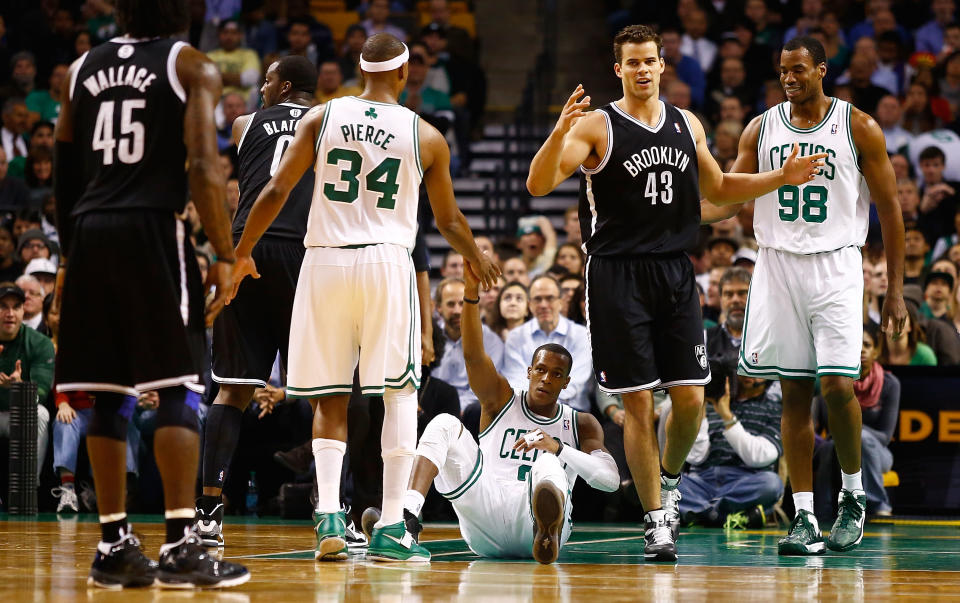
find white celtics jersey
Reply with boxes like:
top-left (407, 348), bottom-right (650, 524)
top-left (755, 98), bottom-right (870, 254)
top-left (478, 389), bottom-right (580, 492)
top-left (308, 96), bottom-right (423, 249)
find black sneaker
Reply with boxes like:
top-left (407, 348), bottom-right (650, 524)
top-left (195, 497), bottom-right (225, 548)
top-left (404, 509), bottom-right (424, 544)
top-left (644, 516), bottom-right (678, 562)
top-left (361, 507), bottom-right (381, 542)
top-left (156, 531), bottom-right (250, 589)
top-left (87, 529), bottom-right (158, 589)
top-left (344, 506), bottom-right (368, 550)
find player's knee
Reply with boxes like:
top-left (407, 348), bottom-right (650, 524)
top-left (88, 392), bottom-right (136, 441)
top-left (670, 395), bottom-right (703, 420)
top-left (154, 387), bottom-right (202, 432)
top-left (424, 413), bottom-right (463, 441)
top-left (214, 384), bottom-right (256, 410)
top-left (383, 383), bottom-right (418, 406)
top-left (819, 375), bottom-right (855, 406)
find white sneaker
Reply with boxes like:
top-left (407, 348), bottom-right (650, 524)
top-left (52, 484), bottom-right (79, 513)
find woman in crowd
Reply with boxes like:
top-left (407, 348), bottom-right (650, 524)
top-left (486, 281), bottom-right (530, 340)
top-left (555, 242), bottom-right (585, 276)
top-left (881, 303), bottom-right (938, 365)
top-left (478, 276), bottom-right (504, 325)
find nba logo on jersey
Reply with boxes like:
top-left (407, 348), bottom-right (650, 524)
top-left (831, 123), bottom-right (838, 134)
top-left (674, 122), bottom-right (682, 134)
top-left (563, 419), bottom-right (571, 431)
top-left (599, 371), bottom-right (607, 383)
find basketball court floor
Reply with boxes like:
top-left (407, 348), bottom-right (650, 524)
top-left (1, 516), bottom-right (958, 600)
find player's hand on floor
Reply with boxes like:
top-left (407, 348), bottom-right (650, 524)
top-left (781, 142), bottom-right (828, 185)
top-left (881, 292), bottom-right (908, 340)
top-left (513, 428), bottom-right (560, 455)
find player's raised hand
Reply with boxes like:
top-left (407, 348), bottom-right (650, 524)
top-left (224, 255), bottom-right (259, 307)
top-left (466, 252), bottom-right (501, 291)
top-left (205, 259), bottom-right (236, 326)
top-left (781, 143), bottom-right (828, 185)
top-left (880, 292), bottom-right (908, 341)
top-left (554, 85), bottom-right (591, 136)
top-left (512, 428), bottom-right (560, 455)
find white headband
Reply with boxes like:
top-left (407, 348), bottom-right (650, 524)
top-left (359, 44), bottom-right (409, 73)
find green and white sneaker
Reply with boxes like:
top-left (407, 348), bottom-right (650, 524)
top-left (826, 489), bottom-right (866, 552)
top-left (778, 509), bottom-right (826, 556)
top-left (367, 518), bottom-right (430, 562)
top-left (313, 510), bottom-right (348, 561)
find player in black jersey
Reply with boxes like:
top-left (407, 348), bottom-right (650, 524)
top-left (53, 0), bottom-right (248, 589)
top-left (195, 55), bottom-right (318, 549)
top-left (527, 24), bottom-right (826, 562)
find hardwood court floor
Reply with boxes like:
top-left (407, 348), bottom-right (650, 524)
top-left (1, 515), bottom-right (959, 601)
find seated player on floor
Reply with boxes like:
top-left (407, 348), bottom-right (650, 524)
top-left (363, 264), bottom-right (618, 564)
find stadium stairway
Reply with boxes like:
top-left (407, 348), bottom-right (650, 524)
top-left (424, 124), bottom-right (579, 275)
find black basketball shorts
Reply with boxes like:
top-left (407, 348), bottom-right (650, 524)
top-left (584, 253), bottom-right (711, 393)
top-left (56, 211), bottom-right (205, 397)
top-left (211, 238), bottom-right (304, 387)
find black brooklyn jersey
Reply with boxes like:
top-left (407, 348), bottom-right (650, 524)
top-left (234, 102), bottom-right (313, 242)
top-left (578, 101), bottom-right (701, 257)
top-left (71, 37), bottom-right (189, 216)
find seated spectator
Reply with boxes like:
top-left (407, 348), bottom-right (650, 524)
top-left (474, 236), bottom-right (499, 264)
top-left (1, 98), bottom-right (29, 165)
top-left (418, 317), bottom-right (461, 434)
top-left (17, 228), bottom-right (54, 267)
top-left (881, 301), bottom-right (937, 365)
top-left (916, 146), bottom-right (960, 241)
top-left (707, 267), bottom-right (750, 357)
top-left (24, 146), bottom-right (52, 205)
top-left (706, 236), bottom-right (739, 270)
top-left (502, 255), bottom-right (530, 287)
top-left (477, 276), bottom-right (504, 325)
top-left (891, 154), bottom-right (913, 180)
top-left (50, 390), bottom-right (139, 513)
top-left (0, 284), bottom-right (54, 480)
top-left (14, 274), bottom-right (46, 333)
top-left (207, 20), bottom-right (262, 107)
top-left (563, 205), bottom-right (581, 247)
top-left (897, 178), bottom-right (922, 228)
top-left (315, 60), bottom-right (361, 104)
top-left (558, 274), bottom-right (583, 317)
top-left (732, 247), bottom-right (757, 273)
top-left (502, 275), bottom-right (592, 412)
top-left (339, 25), bottom-right (367, 86)
top-left (216, 92), bottom-right (247, 152)
top-left (555, 242), bottom-right (585, 277)
top-left (814, 322), bottom-right (899, 516)
top-left (0, 52), bottom-right (37, 107)
top-left (876, 95), bottom-right (913, 155)
top-left (915, 0), bottom-right (955, 54)
top-left (699, 266), bottom-right (726, 324)
top-left (24, 257), bottom-right (56, 296)
top-left (439, 249), bottom-right (463, 279)
top-left (431, 278), bottom-right (504, 411)
top-left (659, 27), bottom-right (705, 109)
top-left (361, 0), bottom-right (407, 42)
top-left (904, 283), bottom-right (960, 364)
top-left (719, 96), bottom-right (747, 128)
top-left (932, 205), bottom-right (960, 259)
top-left (486, 281), bottom-right (530, 340)
top-left (0, 148), bottom-right (31, 211)
top-left (400, 53), bottom-right (453, 135)
top-left (901, 81), bottom-right (943, 135)
top-left (921, 267), bottom-right (955, 320)
top-left (679, 372), bottom-right (783, 528)
top-left (680, 8), bottom-right (717, 74)
top-left (0, 224), bottom-right (21, 282)
top-left (272, 17), bottom-right (328, 68)
top-left (845, 52), bottom-right (889, 114)
top-left (706, 58), bottom-right (752, 121)
top-left (904, 226), bottom-right (931, 285)
top-left (29, 121), bottom-right (54, 153)
top-left (866, 259), bottom-right (888, 324)
top-left (25, 63), bottom-right (67, 125)
top-left (516, 216), bottom-right (557, 278)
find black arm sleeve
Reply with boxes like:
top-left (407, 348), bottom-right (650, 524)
top-left (54, 140), bottom-right (82, 259)
top-left (412, 227), bottom-right (430, 273)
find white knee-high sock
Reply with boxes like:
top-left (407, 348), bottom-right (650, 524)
top-left (312, 438), bottom-right (346, 513)
top-left (380, 386), bottom-right (418, 527)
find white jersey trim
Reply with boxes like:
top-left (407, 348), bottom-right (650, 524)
top-left (236, 112), bottom-right (256, 151)
top-left (582, 174), bottom-right (600, 254)
top-left (175, 217), bottom-right (189, 325)
top-left (167, 41), bottom-right (188, 103)
top-left (610, 100), bottom-right (665, 133)
top-left (580, 109), bottom-right (613, 175)
top-left (69, 51), bottom-right (89, 101)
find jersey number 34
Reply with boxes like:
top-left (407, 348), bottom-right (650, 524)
top-left (323, 147), bottom-right (401, 210)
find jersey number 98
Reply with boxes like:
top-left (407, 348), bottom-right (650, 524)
top-left (778, 184), bottom-right (827, 223)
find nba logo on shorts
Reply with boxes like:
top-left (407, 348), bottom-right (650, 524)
top-left (563, 419), bottom-right (571, 431)
top-left (752, 352), bottom-right (759, 365)
top-left (599, 371), bottom-right (607, 383)
top-left (695, 345), bottom-right (707, 369)
top-left (831, 124), bottom-right (838, 134)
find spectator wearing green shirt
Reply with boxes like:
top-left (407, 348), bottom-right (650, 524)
top-left (882, 302), bottom-right (938, 366)
top-left (399, 53), bottom-right (453, 135)
top-left (207, 20), bottom-right (261, 105)
top-left (0, 283), bottom-right (55, 478)
top-left (25, 64), bottom-right (67, 126)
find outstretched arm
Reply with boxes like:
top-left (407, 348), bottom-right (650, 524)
top-left (420, 119), bottom-right (500, 289)
top-left (462, 266), bottom-right (513, 415)
top-left (527, 85), bottom-right (601, 196)
top-left (699, 115), bottom-right (764, 223)
top-left (852, 107), bottom-right (907, 338)
top-left (689, 110), bottom-right (825, 205)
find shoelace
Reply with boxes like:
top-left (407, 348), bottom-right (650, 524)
top-left (724, 512), bottom-right (748, 530)
top-left (50, 486), bottom-right (75, 498)
top-left (835, 493), bottom-right (864, 530)
top-left (662, 488), bottom-right (682, 518)
top-left (789, 513), bottom-right (815, 540)
top-left (647, 524), bottom-right (673, 545)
